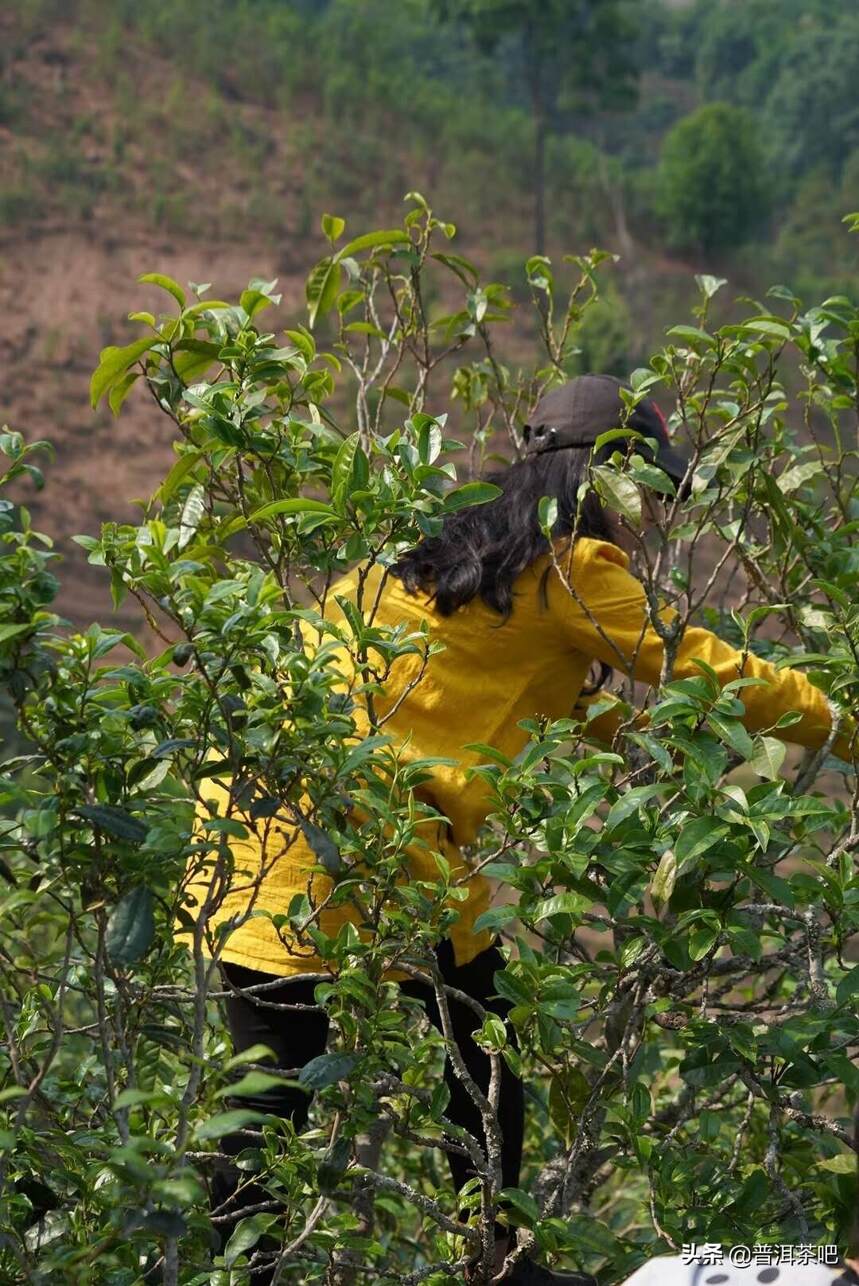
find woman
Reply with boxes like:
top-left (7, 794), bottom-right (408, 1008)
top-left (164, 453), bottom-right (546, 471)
top-left (187, 375), bottom-right (854, 1284)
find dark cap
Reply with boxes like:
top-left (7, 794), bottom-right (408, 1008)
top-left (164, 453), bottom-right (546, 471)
top-left (523, 374), bottom-right (690, 491)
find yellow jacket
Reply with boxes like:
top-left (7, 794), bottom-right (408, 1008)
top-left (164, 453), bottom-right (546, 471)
top-left (180, 537), bottom-right (854, 980)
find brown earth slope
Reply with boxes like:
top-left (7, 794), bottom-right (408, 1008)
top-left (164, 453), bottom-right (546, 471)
top-left (0, 11), bottom-right (321, 630)
top-left (0, 7), bottom-right (701, 634)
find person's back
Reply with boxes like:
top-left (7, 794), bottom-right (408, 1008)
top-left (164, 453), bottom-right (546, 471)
top-left (180, 535), bottom-right (618, 976)
top-left (182, 377), bottom-right (855, 982)
top-left (313, 527), bottom-right (853, 856)
top-left (181, 375), bottom-right (856, 1286)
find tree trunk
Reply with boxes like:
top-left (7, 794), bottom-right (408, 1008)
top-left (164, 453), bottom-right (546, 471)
top-left (330, 1120), bottom-right (390, 1286)
top-left (534, 108), bottom-right (546, 256)
top-left (527, 21), bottom-right (546, 258)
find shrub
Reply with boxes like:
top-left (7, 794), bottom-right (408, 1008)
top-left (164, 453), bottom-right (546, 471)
top-left (569, 284), bottom-right (632, 377)
top-left (657, 102), bottom-right (770, 255)
top-left (0, 199), bottom-right (856, 1284)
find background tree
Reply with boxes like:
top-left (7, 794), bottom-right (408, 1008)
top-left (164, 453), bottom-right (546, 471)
top-left (764, 15), bottom-right (859, 188)
top-left (10, 2), bottom-right (859, 625)
top-left (431, 0), bottom-right (641, 255)
top-left (656, 102), bottom-right (770, 256)
top-left (691, 0), bottom-right (815, 105)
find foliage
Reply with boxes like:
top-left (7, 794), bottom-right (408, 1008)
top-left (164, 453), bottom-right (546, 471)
top-left (771, 168), bottom-right (859, 301)
top-left (432, 0), bottom-right (640, 114)
top-left (432, 0), bottom-right (641, 252)
top-left (0, 196), bottom-right (857, 1283)
top-left (568, 285), bottom-right (632, 378)
top-left (763, 15), bottom-right (859, 188)
top-left (656, 103), bottom-right (770, 254)
top-left (690, 0), bottom-right (817, 106)
top-left (7, 0), bottom-right (859, 329)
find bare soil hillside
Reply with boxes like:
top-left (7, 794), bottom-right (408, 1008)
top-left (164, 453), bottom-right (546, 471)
top-left (0, 7), bottom-right (698, 636)
top-left (0, 11), bottom-right (319, 632)
top-left (1, 223), bottom-right (309, 632)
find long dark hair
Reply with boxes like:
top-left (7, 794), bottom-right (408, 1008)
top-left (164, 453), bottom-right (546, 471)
top-left (391, 443), bottom-right (619, 688)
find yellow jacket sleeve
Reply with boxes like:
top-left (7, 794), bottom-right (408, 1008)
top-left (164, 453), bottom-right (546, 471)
top-left (550, 539), bottom-right (855, 764)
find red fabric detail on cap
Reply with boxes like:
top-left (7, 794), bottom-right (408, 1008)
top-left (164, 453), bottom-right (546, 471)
top-left (650, 400), bottom-right (669, 435)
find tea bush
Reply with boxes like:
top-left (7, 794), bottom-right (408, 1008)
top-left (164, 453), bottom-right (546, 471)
top-left (0, 196), bottom-right (856, 1284)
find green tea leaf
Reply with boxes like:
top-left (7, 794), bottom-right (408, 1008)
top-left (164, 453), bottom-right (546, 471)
top-left (498, 1187), bottom-right (540, 1228)
top-left (216, 1071), bottom-right (293, 1099)
top-left (548, 1066), bottom-right (591, 1145)
top-left (137, 272), bottom-right (186, 307)
top-left (300, 821), bottom-right (342, 875)
top-left (178, 484), bottom-right (205, 550)
top-left (298, 1053), bottom-right (358, 1090)
top-left (194, 1110), bottom-right (270, 1141)
top-left (442, 481), bottom-right (502, 513)
top-left (321, 212), bottom-right (346, 243)
top-left (650, 850), bottom-right (677, 905)
top-left (331, 433), bottom-right (359, 512)
top-left (105, 887), bottom-right (155, 965)
top-left (90, 338), bottom-right (156, 409)
top-left (224, 1214), bottom-right (277, 1268)
top-left (749, 737), bottom-right (786, 780)
top-left (836, 965), bottom-right (859, 1006)
top-left (76, 805), bottom-right (148, 843)
top-left (592, 465), bottom-right (641, 524)
top-left (0, 623), bottom-right (32, 644)
top-left (249, 498), bottom-right (336, 522)
top-left (675, 818), bottom-right (730, 867)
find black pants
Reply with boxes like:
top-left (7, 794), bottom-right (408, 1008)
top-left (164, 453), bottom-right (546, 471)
top-left (211, 938), bottom-right (524, 1274)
